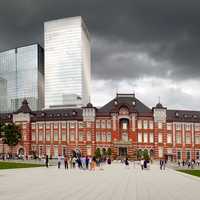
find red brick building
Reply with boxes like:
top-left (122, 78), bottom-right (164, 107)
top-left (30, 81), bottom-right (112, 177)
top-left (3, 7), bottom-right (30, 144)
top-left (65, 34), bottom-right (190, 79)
top-left (1, 93), bottom-right (200, 161)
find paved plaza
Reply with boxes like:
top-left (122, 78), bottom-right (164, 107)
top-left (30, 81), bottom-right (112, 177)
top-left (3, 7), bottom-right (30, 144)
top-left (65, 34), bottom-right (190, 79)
top-left (0, 163), bottom-right (200, 200)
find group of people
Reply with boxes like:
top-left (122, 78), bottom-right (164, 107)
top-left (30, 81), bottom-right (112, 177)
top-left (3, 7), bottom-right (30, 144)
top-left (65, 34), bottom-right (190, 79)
top-left (159, 159), bottom-right (167, 170)
top-left (140, 159), bottom-right (149, 170)
top-left (120, 157), bottom-right (130, 167)
top-left (121, 157), bottom-right (150, 170)
top-left (45, 154), bottom-right (112, 170)
top-left (177, 159), bottom-right (200, 168)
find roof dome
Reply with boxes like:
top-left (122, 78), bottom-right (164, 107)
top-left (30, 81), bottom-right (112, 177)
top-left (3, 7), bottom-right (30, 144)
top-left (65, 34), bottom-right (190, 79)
top-left (155, 102), bottom-right (164, 109)
top-left (86, 102), bottom-right (93, 108)
top-left (22, 98), bottom-right (28, 105)
top-left (16, 98), bottom-right (32, 114)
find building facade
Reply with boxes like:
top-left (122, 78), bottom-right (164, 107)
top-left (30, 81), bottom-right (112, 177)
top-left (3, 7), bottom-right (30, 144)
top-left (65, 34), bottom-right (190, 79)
top-left (44, 16), bottom-right (91, 108)
top-left (0, 44), bottom-right (44, 112)
top-left (1, 93), bottom-right (200, 161)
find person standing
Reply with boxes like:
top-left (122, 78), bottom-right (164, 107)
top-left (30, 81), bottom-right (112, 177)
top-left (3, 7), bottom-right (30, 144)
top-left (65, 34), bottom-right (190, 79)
top-left (140, 158), bottom-right (144, 170)
top-left (91, 156), bottom-right (97, 170)
top-left (163, 159), bottom-right (166, 170)
top-left (125, 157), bottom-right (129, 168)
top-left (69, 156), bottom-right (73, 169)
top-left (160, 159), bottom-right (163, 170)
top-left (107, 157), bottom-right (111, 165)
top-left (81, 156), bottom-right (86, 169)
top-left (85, 156), bottom-right (89, 170)
top-left (58, 155), bottom-right (62, 169)
top-left (64, 155), bottom-right (68, 170)
top-left (72, 156), bottom-right (76, 168)
top-left (45, 155), bottom-right (49, 168)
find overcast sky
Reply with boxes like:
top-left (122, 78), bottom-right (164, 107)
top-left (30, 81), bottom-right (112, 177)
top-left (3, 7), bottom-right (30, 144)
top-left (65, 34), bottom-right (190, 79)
top-left (0, 0), bottom-right (200, 110)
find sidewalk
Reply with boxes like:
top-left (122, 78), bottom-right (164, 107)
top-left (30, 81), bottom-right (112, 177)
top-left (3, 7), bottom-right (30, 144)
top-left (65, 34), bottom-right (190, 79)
top-left (0, 163), bottom-right (199, 200)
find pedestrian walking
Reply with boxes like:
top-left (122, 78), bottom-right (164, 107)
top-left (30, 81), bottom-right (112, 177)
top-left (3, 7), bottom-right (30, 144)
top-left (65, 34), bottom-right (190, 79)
top-left (187, 161), bottom-right (191, 168)
top-left (72, 156), bottom-right (76, 168)
top-left (160, 159), bottom-right (163, 170)
top-left (85, 156), bottom-right (89, 170)
top-left (77, 157), bottom-right (82, 169)
top-left (163, 159), bottom-right (166, 170)
top-left (81, 156), bottom-right (86, 169)
top-left (144, 160), bottom-right (147, 169)
top-left (125, 157), bottom-right (129, 168)
top-left (45, 155), bottom-right (49, 168)
top-left (107, 157), bottom-right (111, 165)
top-left (58, 155), bottom-right (62, 169)
top-left (69, 156), bottom-right (73, 169)
top-left (91, 156), bottom-right (97, 170)
top-left (64, 155), bottom-right (68, 170)
top-left (140, 159), bottom-right (144, 170)
top-left (182, 160), bottom-right (185, 167)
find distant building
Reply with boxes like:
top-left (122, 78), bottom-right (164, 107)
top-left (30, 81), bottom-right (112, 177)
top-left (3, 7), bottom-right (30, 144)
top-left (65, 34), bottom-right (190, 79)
top-left (0, 44), bottom-right (44, 112)
top-left (44, 16), bottom-right (91, 108)
top-left (0, 78), bottom-right (7, 113)
top-left (1, 93), bottom-right (200, 162)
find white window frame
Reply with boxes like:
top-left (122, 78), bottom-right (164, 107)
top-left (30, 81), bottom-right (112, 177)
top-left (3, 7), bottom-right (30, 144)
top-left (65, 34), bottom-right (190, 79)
top-left (158, 133), bottom-right (163, 143)
top-left (138, 132), bottom-right (142, 143)
top-left (143, 132), bottom-right (148, 143)
top-left (149, 132), bottom-right (154, 143)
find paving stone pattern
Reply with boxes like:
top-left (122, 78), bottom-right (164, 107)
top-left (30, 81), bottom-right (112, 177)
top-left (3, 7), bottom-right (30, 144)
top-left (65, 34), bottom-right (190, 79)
top-left (0, 163), bottom-right (199, 200)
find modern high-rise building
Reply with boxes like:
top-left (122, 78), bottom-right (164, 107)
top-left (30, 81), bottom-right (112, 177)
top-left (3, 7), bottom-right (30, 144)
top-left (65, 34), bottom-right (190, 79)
top-left (44, 16), bottom-right (91, 108)
top-left (0, 44), bottom-right (44, 113)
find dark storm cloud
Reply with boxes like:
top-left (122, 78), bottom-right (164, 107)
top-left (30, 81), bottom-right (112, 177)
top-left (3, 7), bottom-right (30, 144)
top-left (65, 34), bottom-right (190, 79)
top-left (0, 0), bottom-right (200, 81)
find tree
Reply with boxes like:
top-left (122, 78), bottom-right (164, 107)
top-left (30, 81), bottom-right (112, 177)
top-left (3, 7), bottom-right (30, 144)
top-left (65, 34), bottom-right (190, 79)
top-left (137, 149), bottom-right (143, 159)
top-left (102, 148), bottom-right (107, 156)
top-left (0, 122), bottom-right (5, 138)
top-left (143, 149), bottom-right (150, 161)
top-left (2, 123), bottom-right (22, 156)
top-left (94, 148), bottom-right (101, 158)
top-left (107, 148), bottom-right (112, 157)
top-left (0, 122), bottom-right (6, 159)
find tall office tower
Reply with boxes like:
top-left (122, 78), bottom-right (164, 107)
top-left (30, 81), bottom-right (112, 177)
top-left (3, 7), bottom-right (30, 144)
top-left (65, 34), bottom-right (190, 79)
top-left (44, 16), bottom-right (91, 108)
top-left (0, 44), bottom-right (44, 113)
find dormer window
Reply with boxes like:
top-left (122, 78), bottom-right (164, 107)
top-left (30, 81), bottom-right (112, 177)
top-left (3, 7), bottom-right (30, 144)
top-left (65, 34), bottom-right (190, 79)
top-left (114, 100), bottom-right (118, 105)
top-left (132, 101), bottom-right (136, 106)
top-left (72, 111), bottom-right (76, 116)
top-left (193, 115), bottom-right (198, 119)
top-left (184, 114), bottom-right (188, 118)
top-left (175, 112), bottom-right (179, 117)
top-left (41, 112), bottom-right (45, 117)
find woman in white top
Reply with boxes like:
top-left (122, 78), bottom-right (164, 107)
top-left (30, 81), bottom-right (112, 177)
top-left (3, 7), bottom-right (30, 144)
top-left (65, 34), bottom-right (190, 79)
top-left (140, 159), bottom-right (144, 170)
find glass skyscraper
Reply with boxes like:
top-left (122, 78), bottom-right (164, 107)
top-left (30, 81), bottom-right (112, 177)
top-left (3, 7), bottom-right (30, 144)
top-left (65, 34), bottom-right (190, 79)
top-left (44, 16), bottom-right (91, 108)
top-left (0, 44), bottom-right (44, 113)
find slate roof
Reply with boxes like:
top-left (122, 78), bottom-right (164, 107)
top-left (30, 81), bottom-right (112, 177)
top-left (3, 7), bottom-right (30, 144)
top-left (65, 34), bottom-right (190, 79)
top-left (167, 109), bottom-right (200, 122)
top-left (0, 113), bottom-right (12, 123)
top-left (1, 95), bottom-right (200, 123)
top-left (97, 94), bottom-right (152, 117)
top-left (154, 102), bottom-right (165, 109)
top-left (31, 108), bottom-right (83, 122)
top-left (15, 99), bottom-right (33, 114)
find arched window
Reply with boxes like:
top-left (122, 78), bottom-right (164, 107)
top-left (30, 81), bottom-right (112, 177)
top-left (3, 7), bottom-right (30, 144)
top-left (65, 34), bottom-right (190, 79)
top-left (120, 118), bottom-right (129, 130)
top-left (119, 107), bottom-right (129, 115)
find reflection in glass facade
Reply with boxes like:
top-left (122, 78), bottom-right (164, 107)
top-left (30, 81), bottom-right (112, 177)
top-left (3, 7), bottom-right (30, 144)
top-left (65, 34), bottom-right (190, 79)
top-left (0, 44), bottom-right (44, 113)
top-left (44, 16), bottom-right (91, 108)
